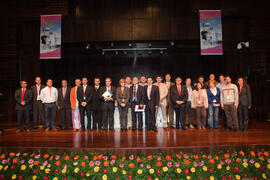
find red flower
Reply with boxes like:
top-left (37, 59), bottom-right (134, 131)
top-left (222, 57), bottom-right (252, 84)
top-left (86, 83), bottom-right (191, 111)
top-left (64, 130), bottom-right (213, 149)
top-left (13, 158), bottom-right (18, 164)
top-left (209, 159), bottom-right (215, 164)
top-left (0, 154), bottom-right (5, 159)
top-left (157, 161), bottom-right (162, 167)
top-left (236, 158), bottom-right (241, 162)
top-left (81, 162), bottom-right (86, 167)
top-left (165, 155), bottom-right (171, 161)
top-left (93, 156), bottom-right (98, 161)
top-left (147, 155), bottom-right (153, 160)
top-left (128, 174), bottom-right (133, 179)
top-left (227, 174), bottom-right (232, 179)
top-left (259, 156), bottom-right (265, 161)
top-left (64, 155), bottom-right (70, 161)
top-left (104, 161), bottom-right (109, 166)
top-left (34, 161), bottom-right (39, 165)
top-left (156, 169), bottom-right (161, 174)
top-left (97, 155), bottom-right (103, 159)
top-left (243, 174), bottom-right (248, 178)
top-left (121, 156), bottom-right (126, 161)
top-left (264, 151), bottom-right (269, 157)
top-left (43, 177), bottom-right (50, 180)
top-left (111, 155), bottom-right (117, 159)
top-left (49, 156), bottom-right (53, 160)
top-left (176, 154), bottom-right (182, 159)
top-left (9, 152), bottom-right (15, 157)
top-left (103, 168), bottom-right (108, 174)
top-left (74, 155), bottom-right (79, 160)
top-left (0, 174), bottom-right (4, 179)
top-left (55, 169), bottom-right (59, 173)
top-left (224, 153), bottom-right (230, 159)
top-left (209, 168), bottom-right (214, 173)
top-left (80, 172), bottom-right (85, 177)
top-left (260, 166), bottom-right (265, 171)
top-left (63, 178), bottom-right (68, 180)
top-left (184, 159), bottom-right (189, 165)
top-left (221, 177), bottom-right (225, 180)
top-left (239, 151), bottom-right (245, 156)
top-left (250, 151), bottom-right (256, 157)
top-left (184, 168), bottom-right (189, 174)
top-left (193, 155), bottom-right (198, 159)
top-left (33, 169), bottom-right (38, 174)
top-left (18, 176), bottom-right (23, 180)
top-left (202, 178), bottom-right (208, 180)
top-left (234, 166), bottom-right (240, 172)
top-left (10, 165), bottom-right (15, 170)
top-left (136, 157), bottom-right (141, 162)
top-left (215, 156), bottom-right (219, 160)
top-left (253, 176), bottom-right (258, 180)
top-left (55, 160), bottom-right (60, 166)
top-left (202, 155), bottom-right (207, 159)
top-left (128, 163), bottom-right (134, 169)
top-left (43, 154), bottom-right (49, 159)
top-left (147, 178), bottom-right (153, 180)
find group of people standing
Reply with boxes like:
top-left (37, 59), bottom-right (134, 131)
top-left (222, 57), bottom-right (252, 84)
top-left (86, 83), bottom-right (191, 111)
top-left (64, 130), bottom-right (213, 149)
top-left (14, 73), bottom-right (251, 132)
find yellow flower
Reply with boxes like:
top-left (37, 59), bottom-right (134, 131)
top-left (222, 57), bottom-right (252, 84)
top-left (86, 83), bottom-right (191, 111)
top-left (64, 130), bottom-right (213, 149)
top-left (4, 165), bottom-right (8, 171)
top-left (62, 168), bottom-right (66, 174)
top-left (86, 173), bottom-right (90, 177)
top-left (243, 162), bottom-right (248, 168)
top-left (74, 167), bottom-right (79, 173)
top-left (203, 166), bottom-right (207, 171)
top-left (94, 166), bottom-right (99, 172)
top-left (191, 167), bottom-right (196, 173)
top-left (32, 175), bottom-right (37, 180)
top-left (226, 166), bottom-right (230, 171)
top-left (163, 166), bottom-right (168, 172)
top-left (45, 168), bottom-right (50, 174)
top-left (53, 177), bottom-right (58, 180)
top-left (21, 165), bottom-right (26, 171)
top-left (267, 164), bottom-right (270, 170)
top-left (112, 167), bottom-right (117, 173)
top-left (187, 176), bottom-right (191, 180)
top-left (102, 174), bottom-right (107, 180)
top-left (40, 165), bottom-right (45, 170)
top-left (11, 174), bottom-right (16, 179)
top-left (0, 165), bottom-right (3, 170)
top-left (176, 168), bottom-right (181, 174)
top-left (255, 163), bottom-right (260, 168)
top-left (235, 175), bottom-right (241, 180)
top-left (122, 170), bottom-right (126, 175)
top-left (217, 164), bottom-right (222, 169)
top-left (155, 178), bottom-right (159, 180)
top-left (149, 168), bottom-right (154, 174)
top-left (210, 176), bottom-right (215, 180)
top-left (262, 173), bottom-right (267, 179)
top-left (137, 169), bottom-right (142, 174)
top-left (29, 164), bottom-right (34, 168)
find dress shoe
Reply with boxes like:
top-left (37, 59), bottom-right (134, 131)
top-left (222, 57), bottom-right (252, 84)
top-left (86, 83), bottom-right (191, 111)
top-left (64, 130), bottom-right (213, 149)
top-left (26, 129), bottom-right (31, 132)
top-left (189, 124), bottom-right (194, 129)
top-left (182, 127), bottom-right (187, 130)
top-left (44, 128), bottom-right (49, 132)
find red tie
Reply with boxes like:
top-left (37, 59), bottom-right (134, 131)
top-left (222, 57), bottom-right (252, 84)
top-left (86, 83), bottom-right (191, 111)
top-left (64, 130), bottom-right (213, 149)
top-left (21, 88), bottom-right (25, 102)
top-left (177, 85), bottom-right (181, 95)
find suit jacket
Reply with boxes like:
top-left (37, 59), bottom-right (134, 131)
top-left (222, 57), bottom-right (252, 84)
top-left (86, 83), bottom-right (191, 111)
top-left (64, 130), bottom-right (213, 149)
top-left (238, 85), bottom-right (252, 106)
top-left (77, 85), bottom-right (94, 107)
top-left (31, 84), bottom-right (45, 103)
top-left (116, 87), bottom-right (130, 107)
top-left (153, 82), bottom-right (168, 106)
top-left (91, 85), bottom-right (102, 110)
top-left (144, 85), bottom-right (160, 108)
top-left (57, 87), bottom-right (71, 109)
top-left (130, 84), bottom-right (145, 105)
top-left (165, 82), bottom-right (175, 105)
top-left (99, 86), bottom-right (116, 104)
top-left (170, 84), bottom-right (188, 108)
top-left (15, 88), bottom-right (33, 110)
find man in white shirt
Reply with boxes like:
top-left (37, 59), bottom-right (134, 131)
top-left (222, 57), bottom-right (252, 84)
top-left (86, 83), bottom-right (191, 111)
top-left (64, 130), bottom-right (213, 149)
top-left (40, 79), bottom-right (58, 131)
top-left (165, 74), bottom-right (175, 128)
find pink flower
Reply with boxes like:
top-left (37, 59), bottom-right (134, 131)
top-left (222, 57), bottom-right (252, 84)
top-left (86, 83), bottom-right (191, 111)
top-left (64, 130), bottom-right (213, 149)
top-left (146, 164), bottom-right (151, 169)
top-left (34, 154), bottom-right (40, 159)
top-left (167, 162), bottom-right (172, 167)
top-left (157, 156), bottom-right (161, 161)
top-left (2, 160), bottom-right (6, 164)
top-left (219, 160), bottom-right (224, 166)
top-left (193, 161), bottom-right (198, 167)
top-left (43, 161), bottom-right (48, 166)
top-left (175, 162), bottom-right (180, 167)
top-left (103, 156), bottom-right (108, 161)
top-left (110, 160), bottom-right (115, 165)
top-left (73, 162), bottom-right (78, 166)
top-left (140, 163), bottom-right (144, 167)
top-left (95, 161), bottom-right (100, 166)
top-left (47, 164), bottom-right (51, 168)
top-left (20, 160), bottom-right (25, 164)
top-left (119, 163), bottom-right (124, 168)
top-left (129, 155), bottom-right (134, 160)
top-left (55, 155), bottom-right (60, 160)
top-left (258, 152), bottom-right (263, 156)
top-left (64, 164), bottom-right (67, 169)
top-left (28, 159), bottom-right (34, 164)
top-left (84, 156), bottom-right (88, 160)
top-left (249, 159), bottom-right (255, 163)
top-left (268, 159), bottom-right (270, 164)
top-left (16, 153), bottom-right (20, 157)
top-left (199, 161), bottom-right (204, 167)
top-left (89, 161), bottom-right (94, 167)
top-left (208, 155), bottom-right (212, 159)
top-left (243, 159), bottom-right (248, 163)
top-left (183, 154), bottom-right (189, 159)
top-left (225, 159), bottom-right (231, 164)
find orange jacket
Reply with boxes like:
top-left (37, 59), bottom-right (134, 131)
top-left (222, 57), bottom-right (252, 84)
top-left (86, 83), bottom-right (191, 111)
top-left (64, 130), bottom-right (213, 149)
top-left (70, 86), bottom-right (77, 110)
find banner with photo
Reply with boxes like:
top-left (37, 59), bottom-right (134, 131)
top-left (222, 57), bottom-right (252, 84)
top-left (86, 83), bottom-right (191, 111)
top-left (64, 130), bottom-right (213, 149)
top-left (40, 14), bottom-right (61, 59)
top-left (199, 10), bottom-right (223, 55)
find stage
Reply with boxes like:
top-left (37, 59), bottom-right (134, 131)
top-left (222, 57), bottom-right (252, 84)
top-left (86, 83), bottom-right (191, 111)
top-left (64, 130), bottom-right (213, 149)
top-left (0, 120), bottom-right (270, 154)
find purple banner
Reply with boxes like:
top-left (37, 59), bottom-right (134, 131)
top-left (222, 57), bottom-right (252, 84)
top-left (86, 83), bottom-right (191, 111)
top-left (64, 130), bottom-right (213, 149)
top-left (199, 10), bottom-right (223, 55)
top-left (40, 15), bottom-right (61, 59)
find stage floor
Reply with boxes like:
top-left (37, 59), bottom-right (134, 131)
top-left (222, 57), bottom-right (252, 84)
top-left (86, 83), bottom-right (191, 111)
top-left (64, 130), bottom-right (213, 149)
top-left (1, 120), bottom-right (270, 154)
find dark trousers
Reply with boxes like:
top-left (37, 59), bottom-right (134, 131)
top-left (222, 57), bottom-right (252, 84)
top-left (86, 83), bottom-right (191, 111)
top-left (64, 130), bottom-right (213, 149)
top-left (196, 107), bottom-right (207, 128)
top-left (185, 101), bottom-right (194, 125)
top-left (33, 100), bottom-right (44, 128)
top-left (224, 104), bottom-right (239, 130)
top-left (17, 109), bottom-right (30, 130)
top-left (93, 109), bottom-right (102, 129)
top-left (175, 105), bottom-right (185, 128)
top-left (44, 103), bottom-right (57, 129)
top-left (79, 106), bottom-right (92, 130)
top-left (238, 105), bottom-right (249, 130)
top-left (131, 103), bottom-right (143, 129)
top-left (220, 108), bottom-right (227, 128)
top-left (118, 105), bottom-right (129, 129)
top-left (166, 103), bottom-right (174, 127)
top-left (102, 102), bottom-right (115, 130)
top-left (60, 107), bottom-right (72, 129)
top-left (145, 105), bottom-right (156, 130)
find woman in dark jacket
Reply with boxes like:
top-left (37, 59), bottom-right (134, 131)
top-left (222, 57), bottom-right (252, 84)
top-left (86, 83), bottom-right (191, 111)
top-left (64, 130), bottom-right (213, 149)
top-left (237, 77), bottom-right (252, 131)
top-left (116, 78), bottom-right (130, 131)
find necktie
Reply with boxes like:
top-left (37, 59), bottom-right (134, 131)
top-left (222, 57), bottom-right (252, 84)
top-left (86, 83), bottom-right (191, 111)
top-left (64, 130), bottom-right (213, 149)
top-left (21, 88), bottom-right (25, 102)
top-left (63, 87), bottom-right (66, 98)
top-left (133, 85), bottom-right (136, 100)
top-left (148, 86), bottom-right (151, 99)
top-left (177, 85), bottom-right (181, 95)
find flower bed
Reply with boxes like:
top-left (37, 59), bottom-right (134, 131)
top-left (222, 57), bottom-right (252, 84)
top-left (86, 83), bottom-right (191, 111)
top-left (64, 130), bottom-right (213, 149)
top-left (0, 150), bottom-right (269, 180)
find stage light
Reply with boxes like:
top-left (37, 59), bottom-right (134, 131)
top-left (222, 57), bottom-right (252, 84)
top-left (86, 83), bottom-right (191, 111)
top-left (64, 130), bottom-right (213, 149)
top-left (148, 50), bottom-right (152, 55)
top-left (128, 43), bottom-right (132, 48)
top-left (115, 51), bottom-right (118, 55)
top-left (111, 42), bottom-right (114, 47)
top-left (170, 41), bottom-right (175, 46)
top-left (85, 43), bottom-right (90, 50)
top-left (101, 51), bottom-right (105, 55)
top-left (148, 43), bottom-right (152, 48)
top-left (124, 51), bottom-right (128, 55)
top-left (160, 50), bottom-right (164, 54)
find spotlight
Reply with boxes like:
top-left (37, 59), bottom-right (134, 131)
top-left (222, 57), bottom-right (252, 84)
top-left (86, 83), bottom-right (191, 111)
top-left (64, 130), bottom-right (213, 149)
top-left (124, 51), bottom-right (128, 55)
top-left (160, 50), bottom-right (164, 55)
top-left (115, 51), bottom-right (118, 55)
top-left (148, 43), bottom-right (152, 48)
top-left (148, 50), bottom-right (152, 55)
top-left (128, 43), bottom-right (132, 48)
top-left (170, 41), bottom-right (175, 47)
top-left (85, 43), bottom-right (90, 50)
top-left (101, 51), bottom-right (105, 55)
top-left (110, 42), bottom-right (114, 47)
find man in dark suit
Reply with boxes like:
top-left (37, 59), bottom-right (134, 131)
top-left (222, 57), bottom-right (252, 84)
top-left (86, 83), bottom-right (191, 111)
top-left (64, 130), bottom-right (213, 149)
top-left (170, 77), bottom-right (188, 130)
top-left (130, 77), bottom-right (145, 130)
top-left (31, 77), bottom-right (45, 129)
top-left (77, 77), bottom-right (94, 131)
top-left (15, 80), bottom-right (33, 132)
top-left (99, 77), bottom-right (116, 131)
top-left (91, 77), bottom-right (102, 130)
top-left (57, 80), bottom-right (72, 130)
top-left (144, 77), bottom-right (160, 131)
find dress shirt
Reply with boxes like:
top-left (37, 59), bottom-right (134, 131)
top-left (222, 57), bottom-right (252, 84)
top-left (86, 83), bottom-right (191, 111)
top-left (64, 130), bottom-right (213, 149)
top-left (36, 84), bottom-right (41, 100)
top-left (186, 85), bottom-right (193, 102)
top-left (147, 85), bottom-right (152, 100)
top-left (40, 86), bottom-right (58, 103)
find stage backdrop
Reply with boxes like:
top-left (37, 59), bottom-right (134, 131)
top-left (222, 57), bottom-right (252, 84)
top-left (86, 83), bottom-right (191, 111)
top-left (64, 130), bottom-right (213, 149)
top-left (199, 10), bottom-right (223, 55)
top-left (40, 14), bottom-right (61, 59)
